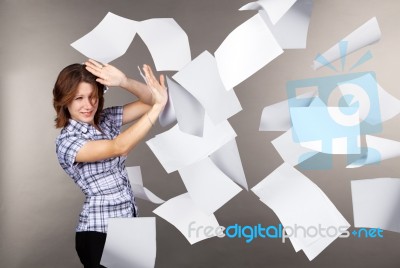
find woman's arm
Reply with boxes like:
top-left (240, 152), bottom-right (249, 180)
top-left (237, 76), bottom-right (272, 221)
top-left (75, 64), bottom-right (167, 163)
top-left (120, 77), bottom-right (153, 105)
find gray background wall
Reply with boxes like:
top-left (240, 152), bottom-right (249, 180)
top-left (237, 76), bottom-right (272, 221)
top-left (1, 0), bottom-right (400, 267)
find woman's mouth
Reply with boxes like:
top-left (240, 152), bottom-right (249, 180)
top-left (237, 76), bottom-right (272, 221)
top-left (81, 111), bottom-right (93, 117)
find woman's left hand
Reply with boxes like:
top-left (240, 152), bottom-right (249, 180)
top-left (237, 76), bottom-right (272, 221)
top-left (85, 59), bottom-right (127, 87)
top-left (142, 64), bottom-right (168, 108)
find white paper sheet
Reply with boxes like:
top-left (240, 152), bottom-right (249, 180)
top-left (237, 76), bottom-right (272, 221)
top-left (215, 14), bottom-right (283, 90)
top-left (271, 128), bottom-right (318, 166)
top-left (172, 51), bottom-right (242, 124)
top-left (240, 0), bottom-right (297, 25)
top-left (351, 178), bottom-right (400, 233)
top-left (336, 73), bottom-right (381, 126)
top-left (258, 0), bottom-right (313, 49)
top-left (126, 166), bottom-right (164, 204)
top-left (290, 106), bottom-right (361, 154)
top-left (309, 96), bottom-right (327, 107)
top-left (261, 206), bottom-right (347, 259)
top-left (146, 115), bottom-right (237, 173)
top-left (347, 135), bottom-right (400, 168)
top-left (71, 13), bottom-right (191, 71)
top-left (166, 76), bottom-right (205, 137)
top-left (376, 81), bottom-right (400, 123)
top-left (71, 12), bottom-right (137, 63)
top-left (158, 85), bottom-right (177, 127)
top-left (153, 193), bottom-right (220, 245)
top-left (178, 157), bottom-right (242, 214)
top-left (136, 18), bottom-right (191, 71)
top-left (298, 230), bottom-right (345, 261)
top-left (313, 17), bottom-right (381, 70)
top-left (210, 138), bottom-right (248, 190)
top-left (101, 217), bottom-right (156, 268)
top-left (252, 163), bottom-right (350, 261)
top-left (259, 91), bottom-right (315, 131)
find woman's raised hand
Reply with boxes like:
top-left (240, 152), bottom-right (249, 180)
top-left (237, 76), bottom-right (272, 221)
top-left (85, 59), bottom-right (127, 87)
top-left (85, 59), bottom-right (167, 107)
top-left (142, 64), bottom-right (168, 108)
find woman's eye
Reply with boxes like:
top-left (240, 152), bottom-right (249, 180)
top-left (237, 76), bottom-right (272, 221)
top-left (75, 97), bottom-right (83, 100)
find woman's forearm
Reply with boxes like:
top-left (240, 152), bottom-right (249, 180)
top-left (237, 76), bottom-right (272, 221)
top-left (114, 104), bottom-right (163, 155)
top-left (120, 77), bottom-right (153, 105)
top-left (74, 104), bottom-right (164, 163)
top-left (115, 64), bottom-right (167, 155)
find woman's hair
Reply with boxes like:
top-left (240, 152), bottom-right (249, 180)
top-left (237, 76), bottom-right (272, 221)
top-left (53, 63), bottom-right (104, 128)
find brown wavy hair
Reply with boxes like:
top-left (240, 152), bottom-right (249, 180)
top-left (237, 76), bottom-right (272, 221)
top-left (53, 63), bottom-right (104, 128)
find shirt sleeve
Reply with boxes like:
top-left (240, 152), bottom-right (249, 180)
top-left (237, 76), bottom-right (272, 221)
top-left (56, 133), bottom-right (88, 168)
top-left (100, 106), bottom-right (124, 138)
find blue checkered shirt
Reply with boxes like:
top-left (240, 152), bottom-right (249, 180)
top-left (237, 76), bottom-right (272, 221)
top-left (56, 106), bottom-right (137, 233)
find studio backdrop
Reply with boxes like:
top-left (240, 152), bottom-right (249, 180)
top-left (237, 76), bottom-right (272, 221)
top-left (1, 0), bottom-right (400, 267)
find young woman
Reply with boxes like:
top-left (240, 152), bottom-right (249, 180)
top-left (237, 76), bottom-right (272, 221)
top-left (53, 59), bottom-right (167, 267)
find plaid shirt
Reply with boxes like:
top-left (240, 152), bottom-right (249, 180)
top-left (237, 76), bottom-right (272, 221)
top-left (56, 106), bottom-right (137, 233)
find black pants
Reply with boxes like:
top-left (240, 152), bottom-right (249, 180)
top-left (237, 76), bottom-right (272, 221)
top-left (76, 231), bottom-right (107, 268)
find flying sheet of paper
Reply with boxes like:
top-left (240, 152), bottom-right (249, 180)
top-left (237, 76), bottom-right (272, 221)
top-left (271, 128), bottom-right (318, 166)
top-left (210, 138), bottom-right (248, 190)
top-left (153, 193), bottom-right (221, 245)
top-left (172, 51), bottom-right (242, 124)
top-left (239, 0), bottom-right (297, 25)
top-left (290, 106), bottom-right (361, 154)
top-left (71, 13), bottom-right (191, 71)
top-left (351, 178), bottom-right (400, 233)
top-left (178, 157), bottom-right (242, 214)
top-left (259, 91), bottom-right (315, 131)
top-left (146, 115), bottom-right (236, 173)
top-left (258, 0), bottom-right (313, 49)
top-left (347, 135), bottom-right (400, 168)
top-left (336, 73), bottom-right (381, 126)
top-left (100, 217), bottom-right (156, 268)
top-left (308, 96), bottom-right (325, 107)
top-left (252, 163), bottom-right (350, 261)
top-left (264, 207), bottom-right (347, 259)
top-left (136, 18), bottom-right (191, 71)
top-left (166, 76), bottom-right (205, 137)
top-left (313, 17), bottom-right (381, 70)
top-left (126, 166), bottom-right (164, 204)
top-left (293, 97), bottom-right (358, 155)
top-left (71, 12), bottom-right (137, 63)
top-left (215, 14), bottom-right (283, 90)
top-left (158, 86), bottom-right (177, 127)
top-left (296, 98), bottom-right (331, 148)
top-left (295, 230), bottom-right (345, 261)
top-left (376, 80), bottom-right (400, 123)
top-left (258, 197), bottom-right (349, 261)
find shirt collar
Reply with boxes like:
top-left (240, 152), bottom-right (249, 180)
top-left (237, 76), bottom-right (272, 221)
top-left (66, 119), bottom-right (90, 134)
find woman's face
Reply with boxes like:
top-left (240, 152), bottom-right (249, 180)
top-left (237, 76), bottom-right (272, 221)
top-left (67, 82), bottom-right (99, 125)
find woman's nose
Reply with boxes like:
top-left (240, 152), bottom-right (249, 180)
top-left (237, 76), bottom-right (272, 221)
top-left (83, 97), bottom-right (94, 108)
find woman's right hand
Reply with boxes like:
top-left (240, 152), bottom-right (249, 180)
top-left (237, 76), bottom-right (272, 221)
top-left (85, 59), bottom-right (127, 88)
top-left (142, 64), bottom-right (168, 108)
